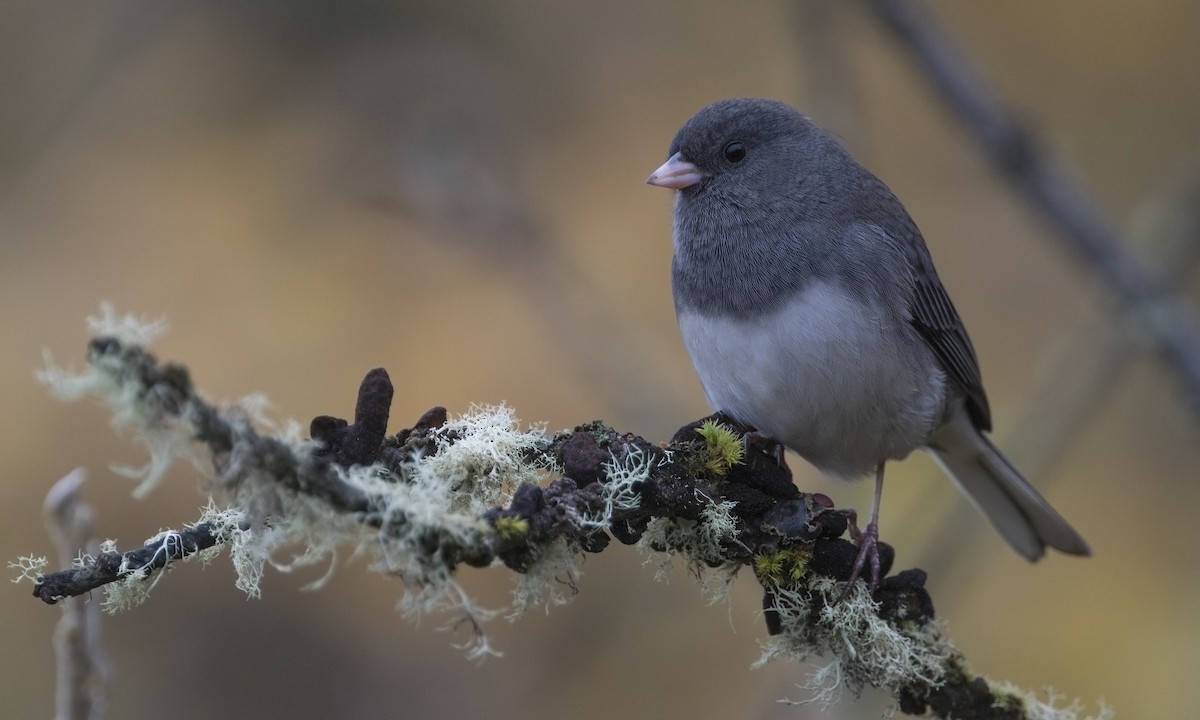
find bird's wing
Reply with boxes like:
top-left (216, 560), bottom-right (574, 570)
top-left (863, 178), bottom-right (993, 431)
top-left (909, 255), bottom-right (992, 430)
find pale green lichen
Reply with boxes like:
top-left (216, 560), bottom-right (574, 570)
top-left (197, 501), bottom-right (263, 598)
top-left (30, 312), bottom-right (544, 655)
top-left (419, 403), bottom-right (546, 513)
top-left (85, 302), bottom-right (169, 346)
top-left (755, 576), bottom-right (950, 709)
top-left (992, 685), bottom-right (1114, 720)
top-left (37, 350), bottom-right (193, 500)
top-left (207, 404), bottom-right (539, 659)
top-left (570, 445), bottom-right (654, 530)
top-left (36, 306), bottom-right (188, 499)
top-left (99, 523), bottom-right (227, 613)
top-left (501, 445), bottom-right (660, 621)
top-left (639, 490), bottom-right (739, 571)
top-left (9, 555), bottom-right (48, 584)
top-left (507, 539), bottom-right (582, 620)
top-left (637, 488), bottom-right (741, 606)
top-left (698, 492), bottom-right (739, 547)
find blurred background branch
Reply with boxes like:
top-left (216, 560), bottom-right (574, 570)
top-left (43, 469), bottom-right (111, 720)
top-left (1008, 173), bottom-right (1200, 481)
top-left (861, 0), bottom-right (1200, 417)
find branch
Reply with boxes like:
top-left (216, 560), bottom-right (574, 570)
top-left (43, 469), bottom-right (111, 720)
top-left (20, 321), bottom-right (1104, 720)
top-left (861, 0), bottom-right (1200, 416)
top-left (1006, 174), bottom-right (1200, 480)
top-left (32, 519), bottom-right (222, 605)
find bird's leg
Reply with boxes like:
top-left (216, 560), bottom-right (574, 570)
top-left (841, 461), bottom-right (885, 598)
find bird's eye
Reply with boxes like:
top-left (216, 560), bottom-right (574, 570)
top-left (723, 142), bottom-right (746, 163)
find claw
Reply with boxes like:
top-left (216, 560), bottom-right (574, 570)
top-left (838, 461), bottom-right (887, 600)
top-left (744, 430), bottom-right (789, 470)
top-left (840, 514), bottom-right (882, 599)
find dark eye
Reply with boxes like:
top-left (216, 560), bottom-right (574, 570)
top-left (723, 141), bottom-right (746, 163)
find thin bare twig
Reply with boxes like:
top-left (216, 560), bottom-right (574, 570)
top-left (1008, 175), bottom-right (1200, 480)
top-left (44, 469), bottom-right (111, 720)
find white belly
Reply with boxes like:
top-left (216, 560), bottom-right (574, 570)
top-left (677, 282), bottom-right (948, 478)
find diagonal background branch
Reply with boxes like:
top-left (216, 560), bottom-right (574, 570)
top-left (860, 0), bottom-right (1200, 417)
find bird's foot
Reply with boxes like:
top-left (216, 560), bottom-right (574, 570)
top-left (744, 430), bottom-right (789, 470)
top-left (839, 511), bottom-right (881, 600)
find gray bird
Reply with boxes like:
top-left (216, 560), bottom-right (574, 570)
top-left (647, 98), bottom-right (1089, 588)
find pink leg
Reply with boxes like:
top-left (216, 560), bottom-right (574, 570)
top-left (842, 461), bottom-right (885, 597)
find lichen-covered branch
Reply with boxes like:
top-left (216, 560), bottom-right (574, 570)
top-left (18, 314), bottom-right (1105, 719)
top-left (32, 520), bottom-right (222, 606)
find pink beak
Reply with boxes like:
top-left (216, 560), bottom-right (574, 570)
top-left (646, 152), bottom-right (705, 189)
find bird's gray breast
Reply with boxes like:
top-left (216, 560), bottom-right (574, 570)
top-left (677, 281), bottom-right (949, 478)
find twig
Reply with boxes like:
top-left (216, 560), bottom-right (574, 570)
top-left (1007, 174), bottom-right (1200, 480)
top-left (33, 520), bottom-right (222, 606)
top-left (43, 469), bottom-right (111, 720)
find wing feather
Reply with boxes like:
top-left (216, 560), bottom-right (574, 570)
top-left (861, 177), bottom-right (992, 430)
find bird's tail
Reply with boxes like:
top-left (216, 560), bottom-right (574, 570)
top-left (927, 410), bottom-right (1090, 560)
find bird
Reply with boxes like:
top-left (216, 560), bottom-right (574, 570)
top-left (646, 98), bottom-right (1089, 590)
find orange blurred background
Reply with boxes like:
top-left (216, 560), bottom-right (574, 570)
top-left (3, 2), bottom-right (1198, 718)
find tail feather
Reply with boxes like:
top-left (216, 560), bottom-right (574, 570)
top-left (927, 410), bottom-right (1090, 560)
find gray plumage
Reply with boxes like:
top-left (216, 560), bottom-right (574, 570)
top-left (649, 98), bottom-right (1089, 561)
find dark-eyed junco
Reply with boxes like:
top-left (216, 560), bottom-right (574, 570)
top-left (647, 98), bottom-right (1089, 589)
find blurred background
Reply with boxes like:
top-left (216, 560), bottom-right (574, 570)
top-left (2, 1), bottom-right (1198, 718)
